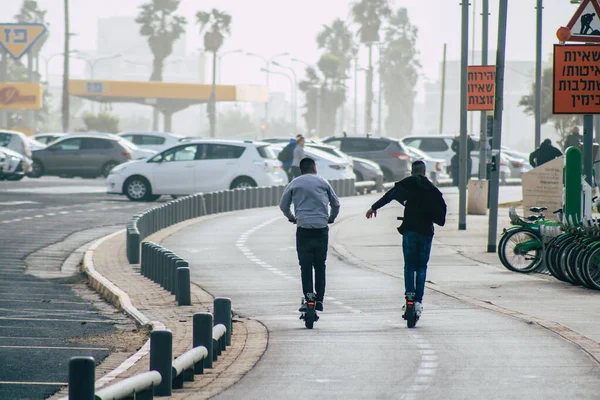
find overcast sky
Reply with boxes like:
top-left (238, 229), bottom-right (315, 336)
top-left (3, 0), bottom-right (584, 101)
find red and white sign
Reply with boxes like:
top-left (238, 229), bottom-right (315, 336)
top-left (565, 0), bottom-right (600, 43)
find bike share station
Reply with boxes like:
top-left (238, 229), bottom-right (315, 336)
top-left (498, 0), bottom-right (600, 290)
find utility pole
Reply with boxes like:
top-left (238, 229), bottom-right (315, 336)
top-left (61, 0), bottom-right (70, 132)
top-left (534, 0), bottom-right (543, 149)
top-left (479, 0), bottom-right (489, 179)
top-left (354, 57), bottom-right (358, 135)
top-left (469, 0), bottom-right (477, 136)
top-left (487, 0), bottom-right (509, 252)
top-left (365, 43), bottom-right (374, 134)
top-left (439, 43), bottom-right (447, 135)
top-left (459, 0), bottom-right (470, 230)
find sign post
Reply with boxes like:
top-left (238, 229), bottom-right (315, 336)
top-left (0, 23), bottom-right (47, 134)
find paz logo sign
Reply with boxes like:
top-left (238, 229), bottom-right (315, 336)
top-left (0, 83), bottom-right (42, 110)
top-left (0, 23), bottom-right (47, 60)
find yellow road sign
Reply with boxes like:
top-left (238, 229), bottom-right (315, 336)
top-left (0, 23), bottom-right (47, 60)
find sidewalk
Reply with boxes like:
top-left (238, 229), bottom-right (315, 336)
top-left (49, 215), bottom-right (268, 400)
top-left (329, 198), bottom-right (600, 363)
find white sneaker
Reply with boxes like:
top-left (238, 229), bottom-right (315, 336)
top-left (414, 302), bottom-right (423, 316)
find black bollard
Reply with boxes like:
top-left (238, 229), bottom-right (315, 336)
top-left (176, 262), bottom-right (191, 306)
top-left (68, 357), bottom-right (95, 400)
top-left (150, 330), bottom-right (173, 396)
top-left (214, 297), bottom-right (232, 346)
top-left (193, 313), bottom-right (213, 371)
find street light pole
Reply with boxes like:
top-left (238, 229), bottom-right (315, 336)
top-left (217, 49), bottom-right (242, 83)
top-left (245, 52), bottom-right (289, 127)
top-left (458, 0), bottom-right (470, 231)
top-left (534, 0), bottom-right (543, 149)
top-left (260, 68), bottom-right (294, 131)
top-left (271, 61), bottom-right (298, 135)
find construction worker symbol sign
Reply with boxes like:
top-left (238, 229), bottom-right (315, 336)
top-left (566, 0), bottom-right (600, 43)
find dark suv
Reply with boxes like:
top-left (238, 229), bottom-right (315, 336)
top-left (322, 136), bottom-right (411, 182)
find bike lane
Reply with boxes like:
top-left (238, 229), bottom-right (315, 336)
top-left (163, 190), bottom-right (600, 399)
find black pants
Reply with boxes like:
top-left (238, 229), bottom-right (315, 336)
top-left (296, 227), bottom-right (328, 300)
top-left (291, 166), bottom-right (301, 178)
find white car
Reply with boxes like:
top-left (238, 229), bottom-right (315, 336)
top-left (270, 144), bottom-right (355, 181)
top-left (401, 134), bottom-right (481, 177)
top-left (0, 130), bottom-right (33, 160)
top-left (107, 139), bottom-right (285, 201)
top-left (0, 146), bottom-right (33, 181)
top-left (405, 146), bottom-right (450, 183)
top-left (33, 133), bottom-right (66, 145)
top-left (118, 132), bottom-right (187, 153)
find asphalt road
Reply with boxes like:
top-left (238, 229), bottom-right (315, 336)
top-left (0, 177), bottom-right (165, 399)
top-left (163, 188), bottom-right (600, 399)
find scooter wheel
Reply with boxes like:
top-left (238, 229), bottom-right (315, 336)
top-left (305, 314), bottom-right (314, 329)
top-left (406, 309), bottom-right (417, 328)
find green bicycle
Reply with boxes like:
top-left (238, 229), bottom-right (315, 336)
top-left (497, 206), bottom-right (562, 273)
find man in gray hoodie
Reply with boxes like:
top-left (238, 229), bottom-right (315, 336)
top-left (280, 157), bottom-right (340, 312)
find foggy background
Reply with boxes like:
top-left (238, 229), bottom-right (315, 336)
top-left (3, 0), bottom-right (582, 152)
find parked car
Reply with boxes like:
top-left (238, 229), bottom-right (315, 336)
top-left (401, 135), bottom-right (481, 177)
top-left (270, 144), bottom-right (355, 182)
top-left (33, 132), bottom-right (66, 145)
top-left (322, 135), bottom-right (411, 182)
top-left (30, 134), bottom-right (134, 178)
top-left (0, 147), bottom-right (33, 181)
top-left (502, 147), bottom-right (533, 178)
top-left (107, 139), bottom-right (286, 201)
top-left (63, 132), bottom-right (156, 160)
top-left (27, 137), bottom-right (46, 151)
top-left (0, 129), bottom-right (33, 160)
top-left (404, 145), bottom-right (450, 184)
top-left (118, 132), bottom-right (187, 152)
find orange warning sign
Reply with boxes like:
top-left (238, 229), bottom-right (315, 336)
top-left (553, 44), bottom-right (600, 114)
top-left (467, 65), bottom-right (496, 111)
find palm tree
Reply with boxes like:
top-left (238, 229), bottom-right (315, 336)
top-left (14, 0), bottom-right (47, 23)
top-left (196, 9), bottom-right (232, 138)
top-left (136, 0), bottom-right (187, 82)
top-left (380, 8), bottom-right (420, 137)
top-left (136, 0), bottom-right (186, 131)
top-left (316, 19), bottom-right (356, 134)
top-left (317, 19), bottom-right (356, 74)
top-left (352, 0), bottom-right (392, 134)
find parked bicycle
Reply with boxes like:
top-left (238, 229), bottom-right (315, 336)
top-left (497, 206), bottom-right (561, 273)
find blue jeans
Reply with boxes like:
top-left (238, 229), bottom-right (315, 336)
top-left (402, 231), bottom-right (433, 303)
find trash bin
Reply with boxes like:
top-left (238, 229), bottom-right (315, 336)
top-left (468, 180), bottom-right (488, 215)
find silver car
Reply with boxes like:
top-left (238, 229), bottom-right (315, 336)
top-left (30, 135), bottom-right (133, 178)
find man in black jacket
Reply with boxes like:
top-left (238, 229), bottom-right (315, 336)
top-left (365, 160), bottom-right (447, 317)
top-left (529, 139), bottom-right (563, 168)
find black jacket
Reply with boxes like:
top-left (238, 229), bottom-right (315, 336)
top-left (371, 175), bottom-right (447, 237)
top-left (529, 142), bottom-right (562, 167)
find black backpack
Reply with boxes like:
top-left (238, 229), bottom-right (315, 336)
top-left (278, 143), bottom-right (294, 163)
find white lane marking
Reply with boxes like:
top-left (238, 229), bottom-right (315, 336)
top-left (406, 334), bottom-right (438, 397)
top-left (0, 201), bottom-right (39, 205)
top-left (46, 213), bottom-right (56, 216)
top-left (236, 218), bottom-right (361, 313)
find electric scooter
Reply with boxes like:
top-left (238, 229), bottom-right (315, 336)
top-left (299, 293), bottom-right (319, 329)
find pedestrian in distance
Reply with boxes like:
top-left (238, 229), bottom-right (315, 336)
top-left (529, 139), bottom-right (563, 168)
top-left (365, 160), bottom-right (447, 318)
top-left (277, 137), bottom-right (297, 182)
top-left (280, 157), bottom-right (340, 313)
top-left (290, 135), bottom-right (306, 178)
top-left (563, 126), bottom-right (582, 152)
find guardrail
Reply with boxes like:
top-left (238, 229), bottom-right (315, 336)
top-left (67, 298), bottom-right (233, 399)
top-left (126, 179), bottom-right (359, 264)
